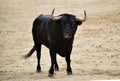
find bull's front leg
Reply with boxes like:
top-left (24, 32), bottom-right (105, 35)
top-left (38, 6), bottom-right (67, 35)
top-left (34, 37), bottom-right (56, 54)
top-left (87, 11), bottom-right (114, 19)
top-left (48, 49), bottom-right (56, 77)
top-left (65, 50), bottom-right (72, 75)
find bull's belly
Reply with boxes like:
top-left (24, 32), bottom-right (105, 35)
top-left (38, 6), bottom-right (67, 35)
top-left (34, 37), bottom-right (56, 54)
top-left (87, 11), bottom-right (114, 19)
top-left (39, 37), bottom-right (72, 57)
top-left (41, 42), bottom-right (70, 57)
top-left (56, 49), bottom-right (68, 57)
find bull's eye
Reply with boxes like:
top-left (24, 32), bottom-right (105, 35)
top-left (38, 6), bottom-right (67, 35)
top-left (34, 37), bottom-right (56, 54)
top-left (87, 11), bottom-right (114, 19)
top-left (72, 27), bottom-right (75, 31)
top-left (72, 23), bottom-right (76, 31)
top-left (72, 23), bottom-right (75, 27)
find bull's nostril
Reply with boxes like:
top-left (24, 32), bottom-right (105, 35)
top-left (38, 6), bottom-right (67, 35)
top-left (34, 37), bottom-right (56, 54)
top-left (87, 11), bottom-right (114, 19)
top-left (64, 34), bottom-right (71, 39)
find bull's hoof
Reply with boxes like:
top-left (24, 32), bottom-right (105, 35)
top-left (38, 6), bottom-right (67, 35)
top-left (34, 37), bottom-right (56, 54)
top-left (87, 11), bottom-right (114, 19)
top-left (36, 70), bottom-right (41, 73)
top-left (67, 71), bottom-right (73, 75)
top-left (48, 73), bottom-right (54, 77)
top-left (55, 64), bottom-right (59, 71)
top-left (37, 66), bottom-right (41, 73)
top-left (55, 68), bottom-right (59, 71)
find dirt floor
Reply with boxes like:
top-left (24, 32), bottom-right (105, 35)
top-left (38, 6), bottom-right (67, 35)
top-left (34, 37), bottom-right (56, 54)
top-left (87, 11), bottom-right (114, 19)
top-left (0, 0), bottom-right (120, 81)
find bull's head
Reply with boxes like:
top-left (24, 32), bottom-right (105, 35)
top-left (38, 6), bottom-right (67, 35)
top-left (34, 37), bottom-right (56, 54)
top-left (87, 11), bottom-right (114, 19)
top-left (51, 8), bottom-right (86, 40)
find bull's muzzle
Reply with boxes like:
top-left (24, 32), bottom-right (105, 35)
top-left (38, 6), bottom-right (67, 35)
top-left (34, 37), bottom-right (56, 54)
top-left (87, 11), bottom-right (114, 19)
top-left (64, 33), bottom-right (72, 40)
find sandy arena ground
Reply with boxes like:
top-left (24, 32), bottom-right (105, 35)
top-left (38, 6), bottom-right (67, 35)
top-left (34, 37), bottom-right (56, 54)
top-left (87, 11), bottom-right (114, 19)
top-left (0, 0), bottom-right (120, 81)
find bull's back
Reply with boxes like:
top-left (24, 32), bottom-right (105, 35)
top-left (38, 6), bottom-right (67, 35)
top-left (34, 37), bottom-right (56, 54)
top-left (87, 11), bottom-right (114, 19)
top-left (32, 14), bottom-right (51, 44)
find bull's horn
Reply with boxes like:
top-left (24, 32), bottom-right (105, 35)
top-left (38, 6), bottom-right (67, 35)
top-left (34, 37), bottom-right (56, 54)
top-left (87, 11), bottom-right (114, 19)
top-left (51, 8), bottom-right (62, 20)
top-left (76, 10), bottom-right (86, 22)
top-left (82, 10), bottom-right (86, 22)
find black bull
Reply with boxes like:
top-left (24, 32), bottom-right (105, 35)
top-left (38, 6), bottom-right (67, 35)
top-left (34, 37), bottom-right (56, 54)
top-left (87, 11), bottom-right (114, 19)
top-left (24, 9), bottom-right (86, 77)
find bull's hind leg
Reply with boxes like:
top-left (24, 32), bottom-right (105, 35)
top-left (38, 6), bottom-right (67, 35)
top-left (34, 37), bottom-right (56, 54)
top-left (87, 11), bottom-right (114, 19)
top-left (55, 54), bottom-right (59, 71)
top-left (36, 44), bottom-right (41, 73)
top-left (48, 49), bottom-right (56, 77)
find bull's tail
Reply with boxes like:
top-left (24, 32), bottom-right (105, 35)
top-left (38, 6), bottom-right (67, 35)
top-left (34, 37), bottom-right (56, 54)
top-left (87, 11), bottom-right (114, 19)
top-left (24, 45), bottom-right (36, 59)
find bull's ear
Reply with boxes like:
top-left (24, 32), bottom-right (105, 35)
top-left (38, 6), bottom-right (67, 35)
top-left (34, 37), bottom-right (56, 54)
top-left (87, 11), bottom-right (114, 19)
top-left (76, 20), bottom-right (82, 25)
top-left (55, 19), bottom-right (62, 24)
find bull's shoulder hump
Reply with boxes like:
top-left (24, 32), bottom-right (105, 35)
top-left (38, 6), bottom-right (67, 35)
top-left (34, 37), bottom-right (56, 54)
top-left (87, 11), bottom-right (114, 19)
top-left (38, 14), bottom-right (51, 20)
top-left (35, 14), bottom-right (51, 23)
